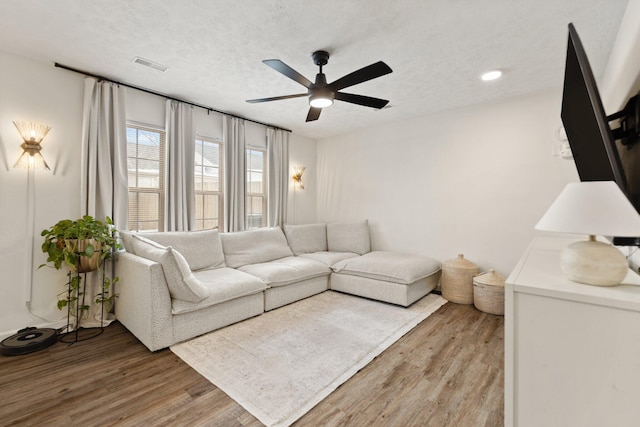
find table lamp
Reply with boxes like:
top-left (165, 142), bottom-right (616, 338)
top-left (535, 181), bottom-right (640, 286)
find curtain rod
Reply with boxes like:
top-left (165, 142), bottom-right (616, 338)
top-left (54, 62), bottom-right (292, 133)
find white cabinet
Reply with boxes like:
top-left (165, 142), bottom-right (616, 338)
top-left (505, 237), bottom-right (640, 427)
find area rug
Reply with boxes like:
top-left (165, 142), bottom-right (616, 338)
top-left (170, 291), bottom-right (447, 427)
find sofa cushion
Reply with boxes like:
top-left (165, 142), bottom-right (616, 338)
top-left (298, 251), bottom-right (360, 266)
top-left (171, 267), bottom-right (267, 315)
top-left (331, 251), bottom-right (442, 285)
top-left (238, 256), bottom-right (330, 287)
top-left (131, 235), bottom-right (210, 302)
top-left (119, 231), bottom-right (135, 253)
top-left (326, 220), bottom-right (371, 255)
top-left (221, 227), bottom-right (293, 268)
top-left (121, 229), bottom-right (225, 271)
top-left (283, 223), bottom-right (328, 255)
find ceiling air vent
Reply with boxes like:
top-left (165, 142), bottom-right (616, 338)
top-left (132, 56), bottom-right (168, 72)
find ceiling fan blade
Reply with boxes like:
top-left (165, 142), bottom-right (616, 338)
top-left (306, 107), bottom-right (322, 122)
top-left (246, 93), bottom-right (307, 103)
top-left (263, 59), bottom-right (313, 88)
top-left (334, 92), bottom-right (389, 109)
top-left (328, 61), bottom-right (392, 91)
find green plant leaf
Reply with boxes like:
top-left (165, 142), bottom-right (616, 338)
top-left (42, 216), bottom-right (120, 317)
top-left (84, 243), bottom-right (95, 257)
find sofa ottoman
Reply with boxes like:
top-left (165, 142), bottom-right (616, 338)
top-left (330, 251), bottom-right (442, 306)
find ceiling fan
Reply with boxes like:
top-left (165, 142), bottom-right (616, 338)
top-left (246, 50), bottom-right (393, 122)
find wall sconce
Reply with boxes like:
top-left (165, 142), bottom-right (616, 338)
top-left (292, 166), bottom-right (306, 190)
top-left (13, 121), bottom-right (51, 170)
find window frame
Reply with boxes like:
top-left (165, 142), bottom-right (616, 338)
top-left (245, 146), bottom-right (267, 229)
top-left (126, 122), bottom-right (166, 232)
top-left (194, 135), bottom-right (224, 231)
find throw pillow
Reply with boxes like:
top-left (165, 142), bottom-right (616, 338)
top-left (124, 229), bottom-right (225, 271)
top-left (119, 231), bottom-right (134, 253)
top-left (131, 235), bottom-right (209, 302)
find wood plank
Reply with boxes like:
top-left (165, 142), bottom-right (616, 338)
top-left (0, 301), bottom-right (503, 426)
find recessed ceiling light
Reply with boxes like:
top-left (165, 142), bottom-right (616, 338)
top-left (481, 70), bottom-right (502, 81)
top-left (132, 56), bottom-right (169, 72)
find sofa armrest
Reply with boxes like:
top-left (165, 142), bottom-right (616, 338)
top-left (115, 251), bottom-right (173, 351)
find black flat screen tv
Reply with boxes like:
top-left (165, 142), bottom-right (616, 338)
top-left (561, 23), bottom-right (627, 188)
top-left (561, 23), bottom-right (640, 243)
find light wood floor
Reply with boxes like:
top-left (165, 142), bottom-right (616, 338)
top-left (0, 301), bottom-right (504, 426)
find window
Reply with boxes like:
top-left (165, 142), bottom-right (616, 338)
top-left (126, 121), bottom-right (265, 232)
top-left (246, 147), bottom-right (267, 229)
top-left (127, 124), bottom-right (165, 232)
top-left (195, 137), bottom-right (223, 230)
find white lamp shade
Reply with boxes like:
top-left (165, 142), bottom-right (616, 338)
top-left (535, 181), bottom-right (640, 238)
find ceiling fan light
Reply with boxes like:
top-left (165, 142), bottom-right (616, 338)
top-left (309, 93), bottom-right (334, 108)
top-left (481, 70), bottom-right (502, 81)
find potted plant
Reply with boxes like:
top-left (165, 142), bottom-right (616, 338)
top-left (40, 215), bottom-right (120, 326)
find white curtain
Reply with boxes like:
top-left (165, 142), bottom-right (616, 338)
top-left (165, 100), bottom-right (195, 231)
top-left (80, 77), bottom-right (128, 327)
top-left (223, 116), bottom-right (246, 232)
top-left (267, 128), bottom-right (289, 227)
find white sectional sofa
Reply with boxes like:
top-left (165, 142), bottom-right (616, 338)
top-left (116, 220), bottom-right (441, 351)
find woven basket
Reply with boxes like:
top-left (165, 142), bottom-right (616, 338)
top-left (441, 254), bottom-right (480, 304)
top-left (473, 269), bottom-right (506, 315)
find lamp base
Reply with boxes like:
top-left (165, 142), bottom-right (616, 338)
top-left (561, 237), bottom-right (628, 286)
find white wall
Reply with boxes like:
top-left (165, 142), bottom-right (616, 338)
top-left (317, 89), bottom-right (578, 275)
top-left (601, 0), bottom-right (640, 112)
top-left (0, 51), bottom-right (85, 336)
top-left (288, 133), bottom-right (317, 224)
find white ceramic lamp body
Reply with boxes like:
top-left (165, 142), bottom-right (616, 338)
top-left (560, 236), bottom-right (628, 286)
top-left (535, 181), bottom-right (640, 287)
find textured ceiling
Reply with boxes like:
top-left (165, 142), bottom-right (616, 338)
top-left (0, 0), bottom-right (630, 139)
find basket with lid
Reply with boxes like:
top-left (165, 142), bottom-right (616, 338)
top-left (441, 254), bottom-right (480, 304)
top-left (473, 269), bottom-right (505, 315)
